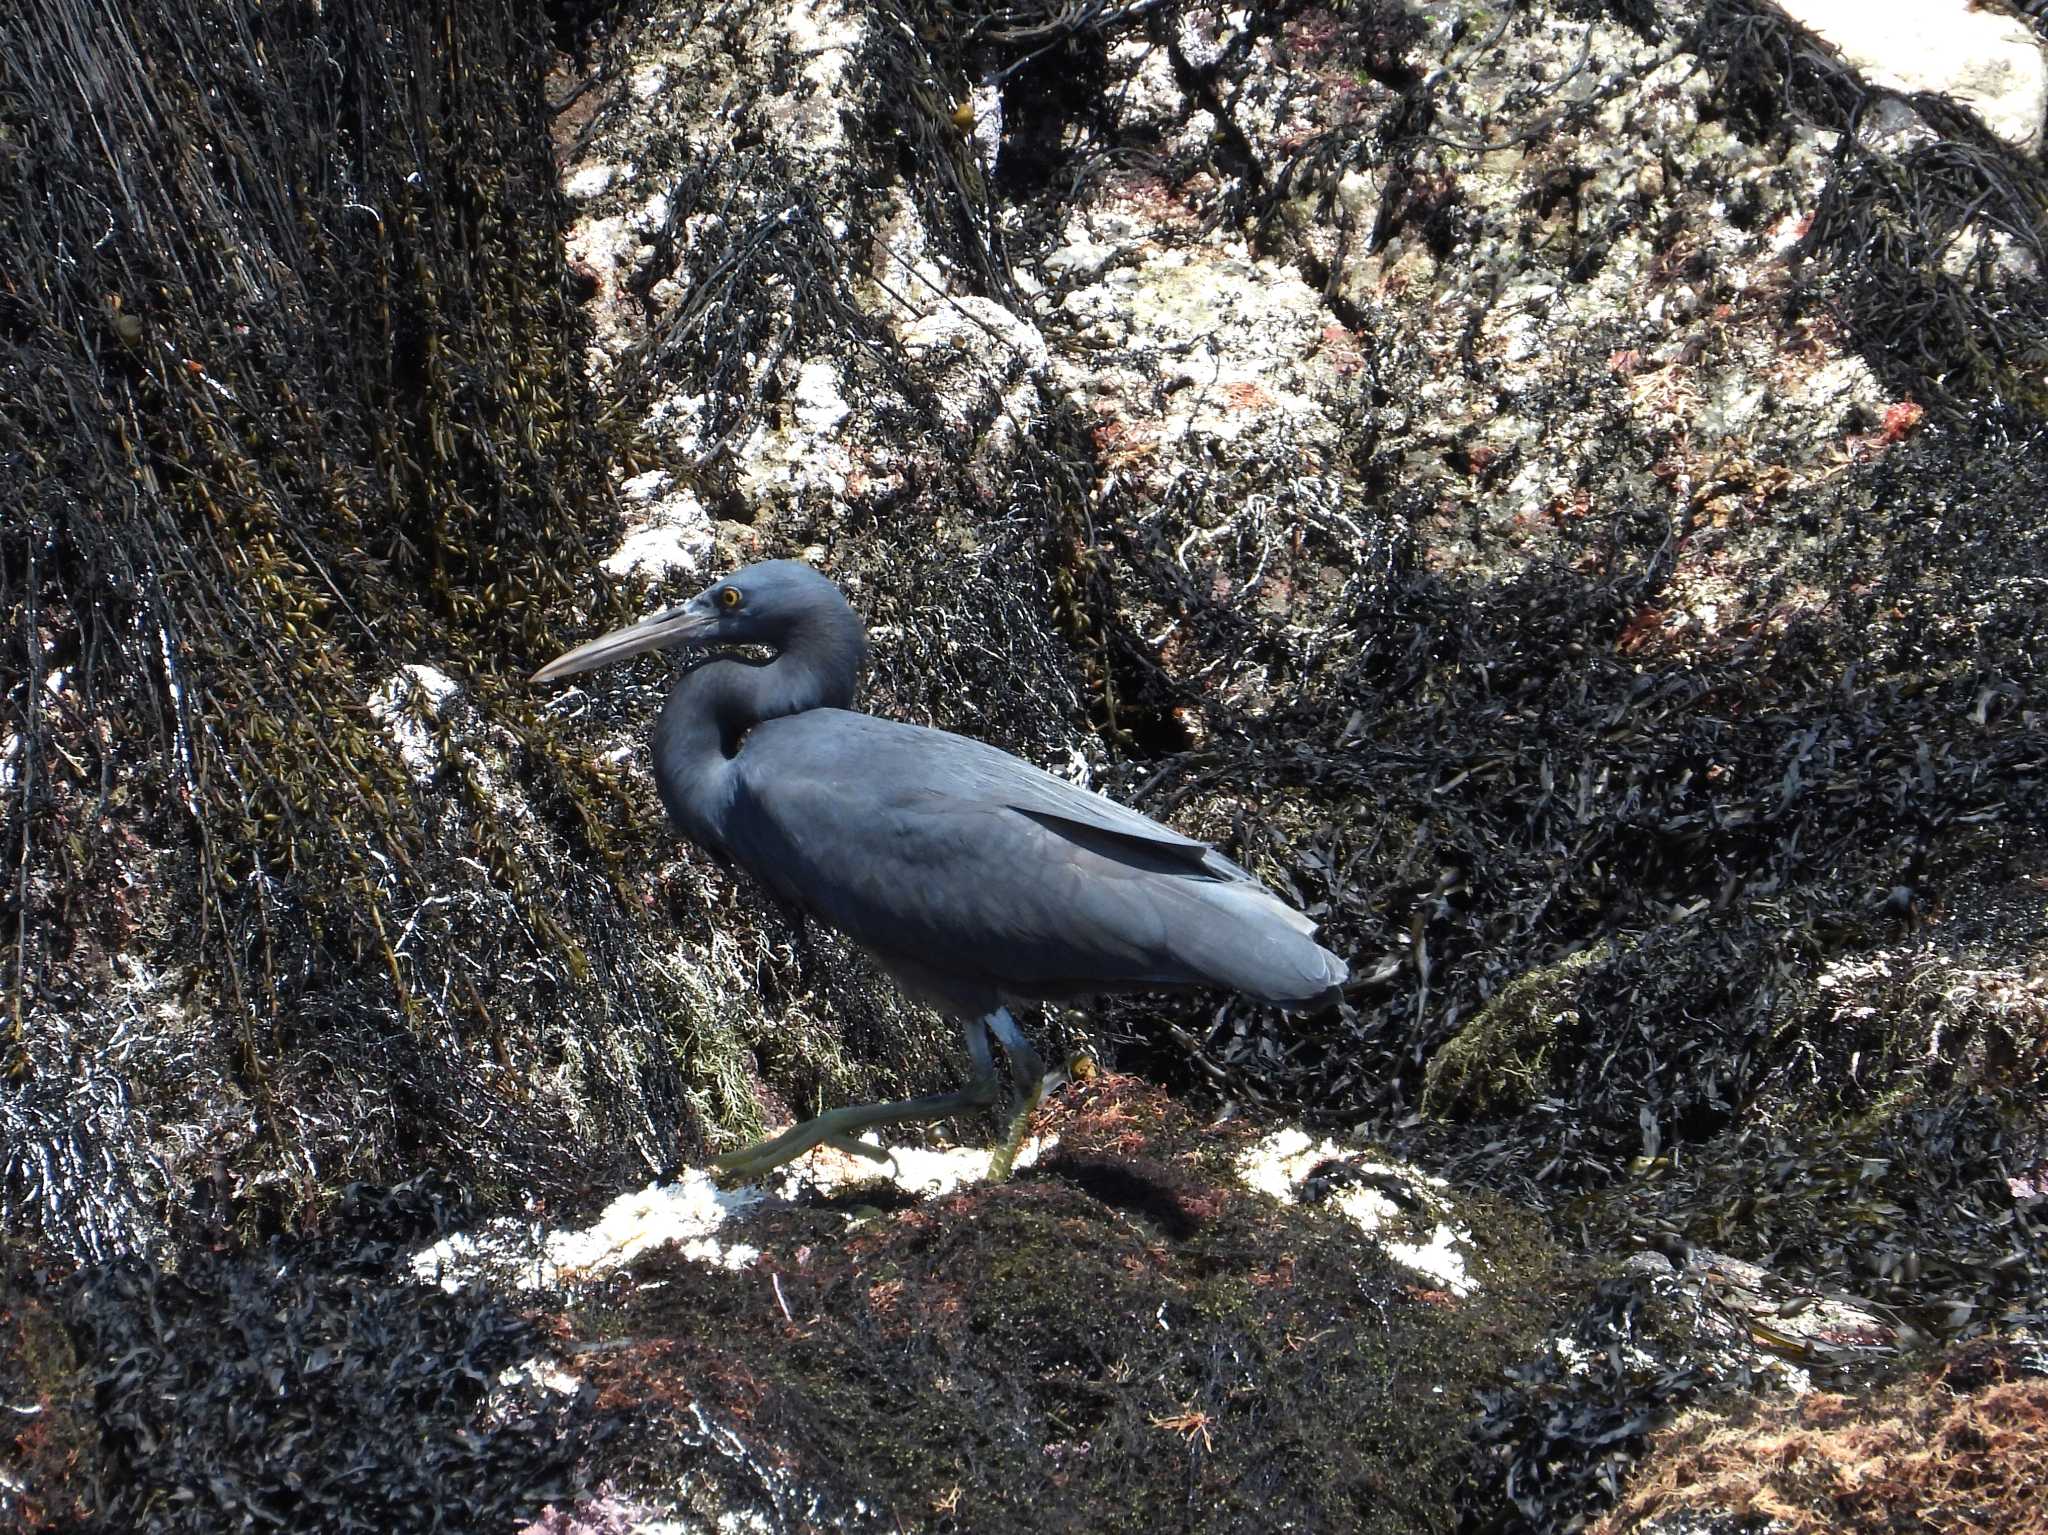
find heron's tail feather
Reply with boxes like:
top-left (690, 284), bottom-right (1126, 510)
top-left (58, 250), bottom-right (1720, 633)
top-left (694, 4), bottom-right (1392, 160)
top-left (1160, 876), bottom-right (1347, 1006)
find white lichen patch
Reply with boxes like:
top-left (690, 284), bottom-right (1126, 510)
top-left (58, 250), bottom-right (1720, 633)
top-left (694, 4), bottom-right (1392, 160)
top-left (1311, 7), bottom-right (1906, 612)
top-left (604, 479), bottom-right (715, 581)
top-left (414, 1136), bottom-right (1054, 1293)
top-left (1235, 1128), bottom-right (1477, 1296)
top-left (553, 0), bottom-right (863, 405)
top-left (867, 189), bottom-right (952, 325)
top-left (1551, 1333), bottom-right (1661, 1379)
top-left (733, 357), bottom-right (860, 509)
top-left (1103, 33), bottom-right (1197, 146)
top-left (368, 664), bottom-right (461, 783)
top-left (498, 1358), bottom-right (583, 1397)
top-left (750, 1132), bottom-right (1055, 1201)
top-left (790, 357), bottom-right (852, 437)
top-left (543, 1177), bottom-right (767, 1278)
top-left (412, 1171), bottom-right (768, 1291)
top-left (563, 162), bottom-right (620, 201)
top-left (563, 212), bottom-right (639, 375)
top-left (962, 77), bottom-right (1003, 180)
top-left (897, 296), bottom-right (1050, 459)
top-left (753, 0), bottom-right (864, 161)
top-left (1049, 235), bottom-right (1347, 478)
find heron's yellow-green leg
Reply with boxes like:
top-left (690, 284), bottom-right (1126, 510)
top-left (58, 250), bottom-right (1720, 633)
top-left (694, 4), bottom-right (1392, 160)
top-left (710, 1015), bottom-right (1004, 1183)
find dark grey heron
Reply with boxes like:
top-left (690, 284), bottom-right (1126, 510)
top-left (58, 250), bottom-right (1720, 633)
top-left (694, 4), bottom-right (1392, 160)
top-left (533, 559), bottom-right (1346, 1181)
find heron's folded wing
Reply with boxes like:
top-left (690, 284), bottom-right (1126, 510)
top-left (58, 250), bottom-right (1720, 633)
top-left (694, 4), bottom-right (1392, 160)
top-left (758, 709), bottom-right (1250, 874)
top-left (729, 748), bottom-right (1333, 1000)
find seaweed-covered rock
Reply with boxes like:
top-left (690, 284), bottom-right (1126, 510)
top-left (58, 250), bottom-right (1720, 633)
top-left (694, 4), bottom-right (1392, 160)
top-left (510, 1078), bottom-right (1560, 1534)
top-left (0, 0), bottom-right (705, 1265)
top-left (0, 1239), bottom-right (98, 1532)
top-left (68, 1182), bottom-right (590, 1533)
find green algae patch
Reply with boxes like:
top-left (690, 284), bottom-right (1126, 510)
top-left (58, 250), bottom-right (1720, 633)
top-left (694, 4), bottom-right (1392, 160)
top-left (569, 1080), bottom-right (1563, 1533)
top-left (1423, 942), bottom-right (1614, 1118)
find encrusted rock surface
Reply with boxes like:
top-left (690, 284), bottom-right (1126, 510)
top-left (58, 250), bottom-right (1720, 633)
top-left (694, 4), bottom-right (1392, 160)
top-left (480, 0), bottom-right (2048, 1526)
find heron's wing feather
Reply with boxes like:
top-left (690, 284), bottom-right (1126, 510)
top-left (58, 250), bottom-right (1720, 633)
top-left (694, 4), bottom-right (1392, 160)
top-left (763, 709), bottom-right (1235, 859)
top-left (725, 713), bottom-right (1341, 1003)
top-left (901, 727), bottom-right (1222, 863)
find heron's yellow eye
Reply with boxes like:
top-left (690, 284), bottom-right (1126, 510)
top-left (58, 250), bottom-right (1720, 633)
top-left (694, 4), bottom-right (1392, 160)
top-left (718, 586), bottom-right (742, 610)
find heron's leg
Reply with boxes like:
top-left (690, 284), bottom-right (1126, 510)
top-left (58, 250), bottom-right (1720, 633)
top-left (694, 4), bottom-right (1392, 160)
top-left (986, 1006), bottom-right (1062, 1182)
top-left (986, 1007), bottom-right (1046, 1090)
top-left (710, 1015), bottom-right (1005, 1183)
top-left (962, 1009), bottom-right (998, 1085)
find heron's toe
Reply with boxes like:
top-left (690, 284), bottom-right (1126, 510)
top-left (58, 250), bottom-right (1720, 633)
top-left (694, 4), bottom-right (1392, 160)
top-left (711, 1122), bottom-right (829, 1183)
top-left (708, 1145), bottom-right (787, 1185)
top-left (821, 1131), bottom-right (893, 1164)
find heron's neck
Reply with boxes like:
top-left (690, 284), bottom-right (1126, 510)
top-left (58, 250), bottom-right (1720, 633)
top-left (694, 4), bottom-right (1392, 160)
top-left (651, 602), bottom-right (866, 852)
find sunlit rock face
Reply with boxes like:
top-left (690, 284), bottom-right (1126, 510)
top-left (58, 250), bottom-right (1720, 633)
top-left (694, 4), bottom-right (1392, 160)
top-left (1773, 0), bottom-right (2046, 154)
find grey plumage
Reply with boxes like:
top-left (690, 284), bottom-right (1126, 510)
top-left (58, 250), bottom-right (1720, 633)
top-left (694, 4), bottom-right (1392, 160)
top-left (534, 558), bottom-right (1346, 1178)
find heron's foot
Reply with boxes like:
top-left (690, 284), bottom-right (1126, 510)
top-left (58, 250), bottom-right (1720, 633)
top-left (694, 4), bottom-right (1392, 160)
top-left (986, 1061), bottom-right (1075, 1183)
top-left (710, 1084), bottom-right (999, 1185)
top-left (982, 1007), bottom-right (1071, 1182)
top-left (821, 1132), bottom-right (894, 1165)
top-left (709, 1010), bottom-right (1060, 1185)
top-left (987, 1077), bottom-right (1047, 1183)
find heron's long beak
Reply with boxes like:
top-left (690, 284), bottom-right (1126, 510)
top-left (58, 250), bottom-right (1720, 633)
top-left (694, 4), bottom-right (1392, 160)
top-left (531, 596), bottom-right (716, 682)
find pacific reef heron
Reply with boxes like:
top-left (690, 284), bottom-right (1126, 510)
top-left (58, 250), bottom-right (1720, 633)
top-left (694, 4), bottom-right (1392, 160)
top-left (533, 559), bottom-right (1347, 1180)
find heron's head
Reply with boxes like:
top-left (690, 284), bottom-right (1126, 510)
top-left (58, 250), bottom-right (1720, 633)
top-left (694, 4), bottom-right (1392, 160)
top-left (532, 559), bottom-right (858, 683)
